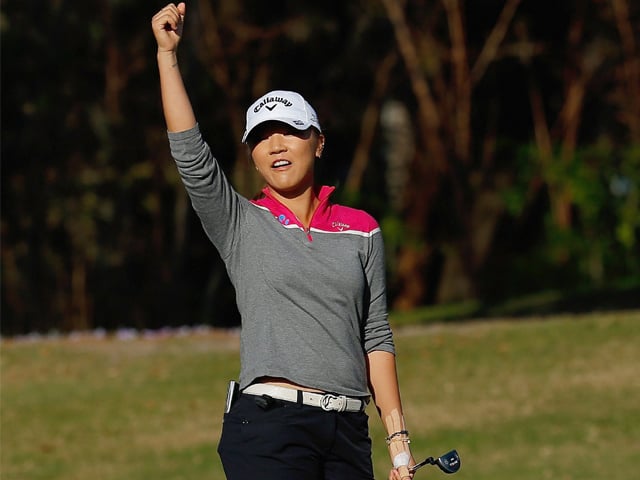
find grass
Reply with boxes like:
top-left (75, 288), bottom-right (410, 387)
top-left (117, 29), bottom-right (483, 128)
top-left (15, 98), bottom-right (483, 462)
top-left (2, 310), bottom-right (639, 480)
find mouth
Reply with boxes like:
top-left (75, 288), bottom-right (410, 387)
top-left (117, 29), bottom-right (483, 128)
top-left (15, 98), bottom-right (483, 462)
top-left (271, 160), bottom-right (292, 169)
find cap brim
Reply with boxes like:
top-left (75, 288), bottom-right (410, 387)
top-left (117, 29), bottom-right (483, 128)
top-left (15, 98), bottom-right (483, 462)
top-left (242, 118), bottom-right (314, 144)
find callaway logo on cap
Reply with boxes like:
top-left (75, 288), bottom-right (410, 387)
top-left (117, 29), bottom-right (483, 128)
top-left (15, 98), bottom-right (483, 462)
top-left (242, 90), bottom-right (321, 143)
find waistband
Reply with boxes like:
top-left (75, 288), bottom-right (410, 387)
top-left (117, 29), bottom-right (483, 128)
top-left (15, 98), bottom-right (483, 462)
top-left (242, 384), bottom-right (369, 413)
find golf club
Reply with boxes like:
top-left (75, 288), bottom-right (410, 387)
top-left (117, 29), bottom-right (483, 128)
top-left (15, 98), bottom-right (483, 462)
top-left (409, 449), bottom-right (461, 474)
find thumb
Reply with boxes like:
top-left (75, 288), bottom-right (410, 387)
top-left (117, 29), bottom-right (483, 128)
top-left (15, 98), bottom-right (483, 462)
top-left (177, 2), bottom-right (186, 17)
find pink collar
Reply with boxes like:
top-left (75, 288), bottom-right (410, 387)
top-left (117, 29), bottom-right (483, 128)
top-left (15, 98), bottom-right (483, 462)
top-left (253, 185), bottom-right (335, 229)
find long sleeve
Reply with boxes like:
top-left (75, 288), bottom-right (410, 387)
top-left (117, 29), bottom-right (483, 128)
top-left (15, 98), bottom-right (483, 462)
top-left (168, 124), bottom-right (246, 259)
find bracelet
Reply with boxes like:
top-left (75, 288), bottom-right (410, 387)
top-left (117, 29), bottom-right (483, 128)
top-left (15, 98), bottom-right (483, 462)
top-left (385, 430), bottom-right (410, 445)
top-left (388, 437), bottom-right (411, 444)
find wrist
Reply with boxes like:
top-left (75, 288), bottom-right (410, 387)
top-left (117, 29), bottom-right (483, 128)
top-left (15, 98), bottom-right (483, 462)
top-left (157, 49), bottom-right (178, 61)
top-left (156, 50), bottom-right (179, 70)
top-left (386, 430), bottom-right (410, 445)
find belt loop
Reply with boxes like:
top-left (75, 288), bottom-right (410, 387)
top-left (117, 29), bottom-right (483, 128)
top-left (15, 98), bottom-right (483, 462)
top-left (296, 389), bottom-right (303, 405)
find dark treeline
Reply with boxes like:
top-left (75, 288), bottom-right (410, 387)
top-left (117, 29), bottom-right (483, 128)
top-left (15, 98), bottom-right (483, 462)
top-left (2, 0), bottom-right (639, 335)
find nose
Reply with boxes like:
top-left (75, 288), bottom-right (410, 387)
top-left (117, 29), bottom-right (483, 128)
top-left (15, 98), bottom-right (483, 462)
top-left (267, 133), bottom-right (287, 154)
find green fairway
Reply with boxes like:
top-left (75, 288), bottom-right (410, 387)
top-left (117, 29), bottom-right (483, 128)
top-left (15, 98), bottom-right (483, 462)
top-left (2, 311), bottom-right (639, 480)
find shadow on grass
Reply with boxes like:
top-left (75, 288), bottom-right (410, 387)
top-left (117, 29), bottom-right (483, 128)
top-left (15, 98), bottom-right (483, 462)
top-left (390, 280), bottom-right (640, 326)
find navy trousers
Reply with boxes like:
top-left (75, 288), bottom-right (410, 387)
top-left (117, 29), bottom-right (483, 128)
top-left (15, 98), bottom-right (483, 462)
top-left (217, 394), bottom-right (374, 480)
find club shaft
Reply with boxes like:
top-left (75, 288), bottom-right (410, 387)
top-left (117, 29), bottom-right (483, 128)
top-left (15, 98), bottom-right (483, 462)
top-left (409, 457), bottom-right (433, 473)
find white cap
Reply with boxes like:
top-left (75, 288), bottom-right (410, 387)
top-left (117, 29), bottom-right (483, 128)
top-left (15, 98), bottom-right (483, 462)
top-left (242, 90), bottom-right (321, 143)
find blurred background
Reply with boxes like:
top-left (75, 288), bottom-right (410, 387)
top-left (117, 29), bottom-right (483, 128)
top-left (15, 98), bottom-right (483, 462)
top-left (2, 0), bottom-right (639, 335)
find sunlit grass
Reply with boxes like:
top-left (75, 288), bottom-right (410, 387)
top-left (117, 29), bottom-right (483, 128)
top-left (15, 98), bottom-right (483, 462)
top-left (2, 311), bottom-right (639, 480)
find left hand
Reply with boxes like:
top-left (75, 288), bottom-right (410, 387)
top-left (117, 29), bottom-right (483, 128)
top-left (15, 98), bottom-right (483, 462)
top-left (389, 464), bottom-right (414, 480)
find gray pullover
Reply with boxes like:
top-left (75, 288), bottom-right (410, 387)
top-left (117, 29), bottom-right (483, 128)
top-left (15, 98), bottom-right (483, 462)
top-left (168, 125), bottom-right (394, 397)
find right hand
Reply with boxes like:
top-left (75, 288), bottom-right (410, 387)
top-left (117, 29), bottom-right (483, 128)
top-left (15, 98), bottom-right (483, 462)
top-left (151, 2), bottom-right (186, 53)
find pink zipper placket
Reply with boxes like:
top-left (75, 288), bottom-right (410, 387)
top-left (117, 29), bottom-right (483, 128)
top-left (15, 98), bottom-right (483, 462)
top-left (304, 225), bottom-right (313, 242)
top-left (297, 207), bottom-right (318, 243)
top-left (301, 195), bottom-right (330, 242)
top-left (262, 190), bottom-right (327, 243)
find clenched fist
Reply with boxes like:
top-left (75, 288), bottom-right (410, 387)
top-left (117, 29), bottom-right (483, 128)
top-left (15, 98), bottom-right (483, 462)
top-left (151, 2), bottom-right (186, 53)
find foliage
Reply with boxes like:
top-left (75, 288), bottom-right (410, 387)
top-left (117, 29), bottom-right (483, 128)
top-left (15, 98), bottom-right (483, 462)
top-left (500, 141), bottom-right (640, 293)
top-left (1, 0), bottom-right (639, 333)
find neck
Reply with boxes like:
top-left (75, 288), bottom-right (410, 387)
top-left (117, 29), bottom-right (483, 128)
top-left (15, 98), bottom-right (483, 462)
top-left (268, 185), bottom-right (319, 229)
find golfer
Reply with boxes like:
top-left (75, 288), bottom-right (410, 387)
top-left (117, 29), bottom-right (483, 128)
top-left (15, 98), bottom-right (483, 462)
top-left (152, 3), bottom-right (415, 479)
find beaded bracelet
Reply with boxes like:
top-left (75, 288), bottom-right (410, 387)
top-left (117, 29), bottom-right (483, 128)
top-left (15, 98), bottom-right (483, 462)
top-left (388, 437), bottom-right (411, 445)
top-left (385, 430), bottom-right (410, 445)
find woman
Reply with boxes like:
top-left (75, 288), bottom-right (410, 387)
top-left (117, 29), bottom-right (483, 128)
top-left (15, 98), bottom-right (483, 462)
top-left (151, 3), bottom-right (415, 479)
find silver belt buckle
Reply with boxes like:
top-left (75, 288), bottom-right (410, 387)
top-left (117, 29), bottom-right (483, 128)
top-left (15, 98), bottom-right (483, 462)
top-left (320, 394), bottom-right (347, 412)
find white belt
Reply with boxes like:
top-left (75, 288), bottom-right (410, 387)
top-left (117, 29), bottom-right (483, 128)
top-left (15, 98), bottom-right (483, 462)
top-left (243, 384), bottom-right (368, 413)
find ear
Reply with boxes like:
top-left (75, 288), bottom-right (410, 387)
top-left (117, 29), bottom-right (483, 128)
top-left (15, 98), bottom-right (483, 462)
top-left (316, 133), bottom-right (326, 158)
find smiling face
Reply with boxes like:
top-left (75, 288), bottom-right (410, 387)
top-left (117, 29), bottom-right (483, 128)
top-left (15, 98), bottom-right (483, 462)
top-left (248, 121), bottom-right (324, 198)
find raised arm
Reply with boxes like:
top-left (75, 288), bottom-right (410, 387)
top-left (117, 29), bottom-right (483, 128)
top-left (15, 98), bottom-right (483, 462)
top-left (151, 2), bottom-right (196, 132)
top-left (367, 350), bottom-right (415, 480)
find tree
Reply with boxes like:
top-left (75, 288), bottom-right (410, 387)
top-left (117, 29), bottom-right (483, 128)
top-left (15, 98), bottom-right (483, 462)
top-left (371, 0), bottom-right (522, 307)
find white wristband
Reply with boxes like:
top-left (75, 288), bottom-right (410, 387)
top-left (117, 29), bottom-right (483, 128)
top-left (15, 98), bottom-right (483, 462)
top-left (393, 451), bottom-right (410, 468)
